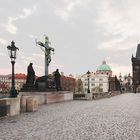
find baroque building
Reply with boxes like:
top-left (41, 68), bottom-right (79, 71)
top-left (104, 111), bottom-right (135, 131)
top-left (81, 61), bottom-right (112, 93)
top-left (81, 73), bottom-right (109, 93)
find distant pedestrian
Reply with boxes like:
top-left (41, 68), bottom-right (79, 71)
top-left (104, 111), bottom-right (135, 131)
top-left (54, 69), bottom-right (61, 91)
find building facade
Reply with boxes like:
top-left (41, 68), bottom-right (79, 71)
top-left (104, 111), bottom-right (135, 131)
top-left (0, 73), bottom-right (26, 92)
top-left (80, 61), bottom-right (112, 93)
top-left (61, 75), bottom-right (76, 93)
top-left (81, 73), bottom-right (109, 93)
top-left (0, 74), bottom-right (11, 92)
top-left (15, 74), bottom-right (26, 91)
top-left (121, 73), bottom-right (133, 92)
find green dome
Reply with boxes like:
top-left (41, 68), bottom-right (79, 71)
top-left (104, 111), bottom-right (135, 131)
top-left (97, 61), bottom-right (111, 71)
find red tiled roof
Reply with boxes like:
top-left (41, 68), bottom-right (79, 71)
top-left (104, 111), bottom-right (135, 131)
top-left (9, 73), bottom-right (38, 80)
top-left (15, 73), bottom-right (27, 79)
top-left (8, 73), bottom-right (27, 79)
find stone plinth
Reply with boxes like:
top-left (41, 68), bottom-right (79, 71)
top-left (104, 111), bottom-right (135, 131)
top-left (20, 95), bottom-right (30, 112)
top-left (26, 97), bottom-right (38, 112)
top-left (0, 97), bottom-right (20, 117)
top-left (86, 93), bottom-right (93, 100)
top-left (64, 93), bottom-right (73, 100)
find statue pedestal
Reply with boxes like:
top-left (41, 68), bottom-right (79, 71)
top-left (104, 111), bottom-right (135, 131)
top-left (26, 97), bottom-right (38, 112)
top-left (37, 82), bottom-right (46, 91)
top-left (21, 84), bottom-right (35, 92)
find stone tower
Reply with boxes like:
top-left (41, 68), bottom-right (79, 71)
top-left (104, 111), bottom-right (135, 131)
top-left (131, 44), bottom-right (140, 92)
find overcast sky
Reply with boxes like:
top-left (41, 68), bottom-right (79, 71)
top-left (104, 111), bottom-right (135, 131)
top-left (0, 0), bottom-right (139, 77)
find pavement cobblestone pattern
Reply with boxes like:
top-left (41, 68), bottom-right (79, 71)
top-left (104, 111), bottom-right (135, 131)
top-left (1, 93), bottom-right (140, 140)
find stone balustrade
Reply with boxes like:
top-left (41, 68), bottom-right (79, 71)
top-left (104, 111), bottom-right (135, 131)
top-left (74, 91), bottom-right (121, 100)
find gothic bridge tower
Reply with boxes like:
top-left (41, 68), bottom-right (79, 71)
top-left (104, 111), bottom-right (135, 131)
top-left (132, 44), bottom-right (140, 93)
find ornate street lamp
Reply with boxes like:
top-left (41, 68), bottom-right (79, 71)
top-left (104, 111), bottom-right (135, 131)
top-left (7, 41), bottom-right (19, 97)
top-left (87, 70), bottom-right (91, 93)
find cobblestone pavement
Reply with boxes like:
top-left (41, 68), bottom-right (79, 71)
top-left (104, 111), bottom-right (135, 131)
top-left (1, 93), bottom-right (140, 140)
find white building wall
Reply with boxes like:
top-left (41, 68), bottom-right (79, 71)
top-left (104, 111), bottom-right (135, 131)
top-left (81, 73), bottom-right (109, 93)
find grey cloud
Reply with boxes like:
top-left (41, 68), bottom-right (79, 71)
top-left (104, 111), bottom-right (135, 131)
top-left (0, 0), bottom-right (138, 76)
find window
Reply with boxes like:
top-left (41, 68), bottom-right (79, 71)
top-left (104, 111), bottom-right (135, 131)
top-left (99, 78), bottom-right (103, 81)
top-left (135, 66), bottom-right (139, 69)
top-left (92, 78), bottom-right (95, 81)
top-left (85, 83), bottom-right (88, 86)
top-left (99, 83), bottom-right (103, 87)
top-left (100, 88), bottom-right (103, 92)
top-left (92, 88), bottom-right (95, 92)
top-left (91, 83), bottom-right (95, 86)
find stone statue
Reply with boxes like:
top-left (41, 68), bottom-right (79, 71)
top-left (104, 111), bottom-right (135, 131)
top-left (36, 36), bottom-right (54, 76)
top-left (54, 69), bottom-right (61, 91)
top-left (26, 63), bottom-right (35, 85)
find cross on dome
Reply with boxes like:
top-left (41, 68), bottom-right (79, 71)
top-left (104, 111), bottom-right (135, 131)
top-left (102, 60), bottom-right (106, 65)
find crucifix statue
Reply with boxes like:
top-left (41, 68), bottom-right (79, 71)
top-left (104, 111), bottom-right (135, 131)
top-left (36, 36), bottom-right (55, 76)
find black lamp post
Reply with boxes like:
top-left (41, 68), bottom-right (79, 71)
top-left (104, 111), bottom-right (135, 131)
top-left (108, 76), bottom-right (110, 92)
top-left (7, 41), bottom-right (19, 97)
top-left (119, 73), bottom-right (122, 93)
top-left (87, 70), bottom-right (91, 93)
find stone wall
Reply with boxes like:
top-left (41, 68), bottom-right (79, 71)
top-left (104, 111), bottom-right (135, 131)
top-left (92, 91), bottom-right (121, 100)
top-left (74, 91), bottom-right (121, 100)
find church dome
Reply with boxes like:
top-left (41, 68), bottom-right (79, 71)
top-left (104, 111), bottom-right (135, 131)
top-left (96, 61), bottom-right (112, 76)
top-left (97, 61), bottom-right (111, 71)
